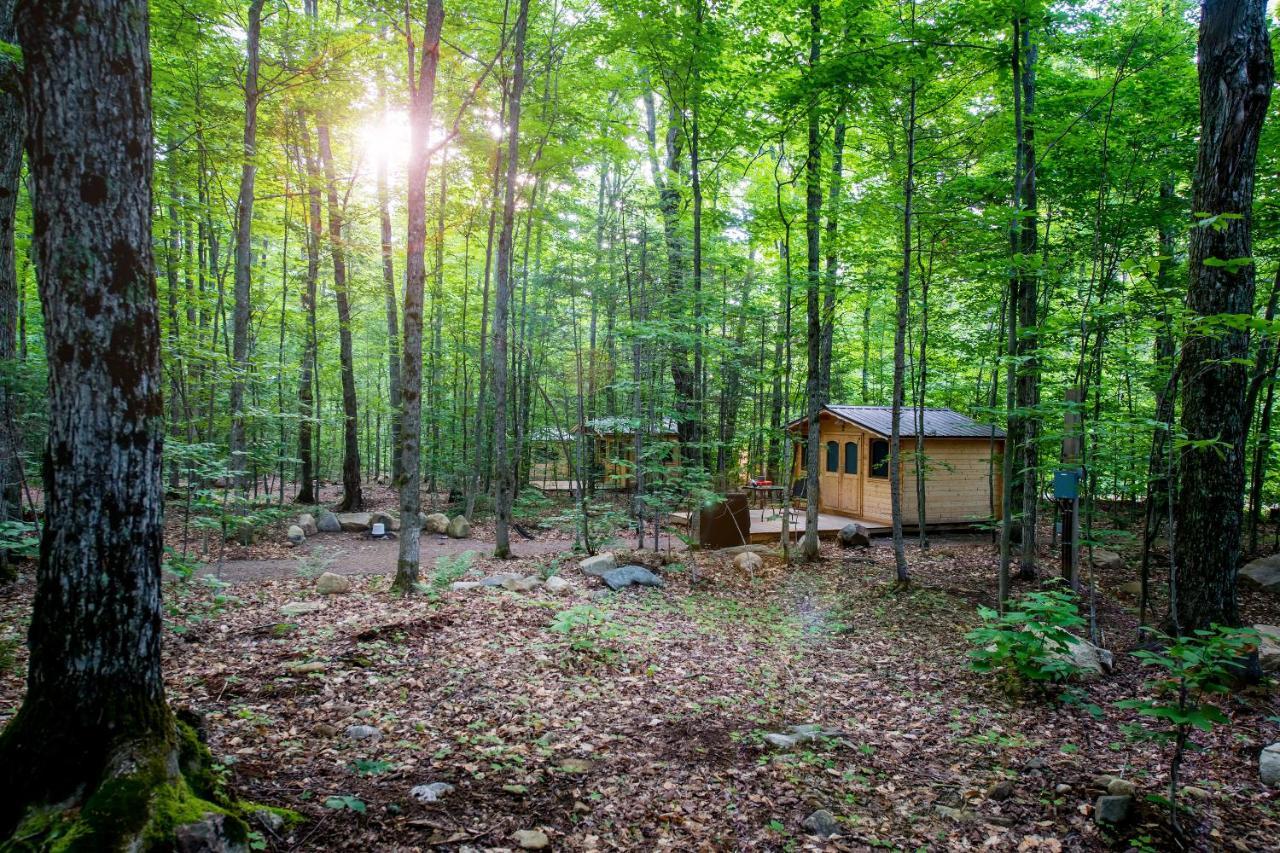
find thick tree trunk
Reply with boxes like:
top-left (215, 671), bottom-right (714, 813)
top-left (228, 0), bottom-right (265, 488)
top-left (0, 0), bottom-right (176, 836)
top-left (1170, 0), bottom-right (1273, 633)
top-left (492, 0), bottom-right (529, 559)
top-left (0, 0), bottom-right (23, 581)
top-left (802, 0), bottom-right (822, 561)
top-left (317, 122), bottom-right (364, 511)
top-left (393, 0), bottom-right (445, 593)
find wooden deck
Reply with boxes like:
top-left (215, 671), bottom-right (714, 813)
top-left (531, 480), bottom-right (624, 494)
top-left (669, 508), bottom-right (891, 544)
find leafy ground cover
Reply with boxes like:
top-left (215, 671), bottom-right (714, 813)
top-left (1, 535), bottom-right (1277, 851)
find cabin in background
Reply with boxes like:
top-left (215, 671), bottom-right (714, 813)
top-left (787, 405), bottom-right (1004, 526)
top-left (576, 416), bottom-right (680, 489)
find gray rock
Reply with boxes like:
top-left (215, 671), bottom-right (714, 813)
top-left (345, 724), bottom-right (381, 741)
top-left (579, 552), bottom-right (617, 576)
top-left (545, 575), bottom-right (572, 593)
top-left (446, 515), bottom-right (471, 539)
top-left (316, 571), bottom-right (351, 595)
top-left (370, 511), bottom-right (399, 532)
top-left (1241, 554), bottom-right (1280, 592)
top-left (987, 780), bottom-right (1014, 801)
top-left (503, 576), bottom-right (543, 592)
top-left (252, 809), bottom-right (285, 832)
top-left (1255, 624), bottom-right (1280, 673)
top-left (287, 524), bottom-right (306, 545)
top-left (409, 782), bottom-right (455, 803)
top-left (802, 809), bottom-right (839, 838)
top-left (1023, 756), bottom-right (1048, 771)
top-left (714, 544), bottom-right (780, 557)
top-left (601, 564), bottom-right (665, 590)
top-left (764, 733), bottom-right (798, 749)
top-left (1094, 795), bottom-right (1132, 825)
top-left (1118, 580), bottom-right (1142, 596)
top-left (838, 523), bottom-right (871, 548)
top-left (1090, 549), bottom-right (1125, 572)
top-left (1047, 633), bottom-right (1113, 679)
top-left (424, 512), bottom-right (450, 534)
top-left (734, 551), bottom-right (763, 573)
top-left (1262, 742), bottom-right (1280, 787)
top-left (337, 512), bottom-right (372, 532)
top-left (280, 601), bottom-right (326, 617)
top-left (174, 813), bottom-right (248, 853)
top-left (788, 723), bottom-right (840, 743)
top-left (451, 581), bottom-right (483, 592)
top-left (297, 513), bottom-right (318, 536)
top-left (512, 829), bottom-right (549, 849)
top-left (480, 573), bottom-right (520, 587)
top-left (317, 511), bottom-right (341, 533)
top-left (1106, 778), bottom-right (1136, 798)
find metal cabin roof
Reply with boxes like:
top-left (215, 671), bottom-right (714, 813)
top-left (790, 405), bottom-right (1005, 440)
top-left (577, 416), bottom-right (679, 436)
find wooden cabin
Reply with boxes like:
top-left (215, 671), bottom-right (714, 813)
top-left (527, 427), bottom-right (575, 486)
top-left (787, 405), bottom-right (1004, 526)
top-left (576, 416), bottom-right (680, 489)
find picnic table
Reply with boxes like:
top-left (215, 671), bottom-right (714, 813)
top-left (744, 483), bottom-right (786, 519)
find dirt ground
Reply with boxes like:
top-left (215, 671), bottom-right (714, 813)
top-left (1, 509), bottom-right (1278, 851)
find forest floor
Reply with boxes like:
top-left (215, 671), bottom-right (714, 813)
top-left (1, 507), bottom-right (1279, 851)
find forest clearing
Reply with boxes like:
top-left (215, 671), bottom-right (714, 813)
top-left (5, 0), bottom-right (1280, 850)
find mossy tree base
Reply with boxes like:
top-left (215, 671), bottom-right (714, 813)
top-left (3, 719), bottom-right (260, 852)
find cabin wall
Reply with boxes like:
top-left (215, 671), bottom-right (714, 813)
top-left (793, 419), bottom-right (1002, 524)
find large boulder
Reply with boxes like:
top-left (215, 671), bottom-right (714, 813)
top-left (297, 513), bottom-right (319, 536)
top-left (424, 512), bottom-right (450, 534)
top-left (838, 523), bottom-right (871, 548)
top-left (317, 511), bottom-right (341, 533)
top-left (316, 572), bottom-right (351, 595)
top-left (370, 511), bottom-right (399, 532)
top-left (446, 515), bottom-right (471, 539)
top-left (1241, 554), bottom-right (1280, 593)
top-left (734, 551), bottom-right (763, 573)
top-left (280, 601), bottom-right (326, 617)
top-left (601, 564), bottom-right (665, 591)
top-left (1090, 549), bottom-right (1125, 573)
top-left (1058, 634), bottom-right (1113, 679)
top-left (579, 552), bottom-right (617, 577)
top-left (1256, 624), bottom-right (1280, 673)
top-left (545, 575), bottom-right (572, 594)
top-left (1261, 743), bottom-right (1280, 787)
top-left (337, 512), bottom-right (372, 532)
top-left (286, 524), bottom-right (305, 546)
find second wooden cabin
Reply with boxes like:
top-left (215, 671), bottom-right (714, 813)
top-left (787, 405), bottom-right (1004, 526)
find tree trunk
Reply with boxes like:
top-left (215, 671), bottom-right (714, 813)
top-left (1170, 0), bottom-right (1273, 633)
top-left (801, 0), bottom-right (822, 561)
top-left (378, 97), bottom-right (402, 485)
top-left (295, 114), bottom-right (321, 505)
top-left (1016, 21), bottom-right (1039, 580)
top-left (0, 0), bottom-right (23, 581)
top-left (317, 122), bottom-right (364, 511)
top-left (890, 75), bottom-right (915, 586)
top-left (228, 0), bottom-right (265, 488)
top-left (492, 0), bottom-right (529, 559)
top-left (393, 0), bottom-right (445, 593)
top-left (0, 0), bottom-right (175, 836)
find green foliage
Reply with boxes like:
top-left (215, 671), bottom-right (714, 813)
top-left (966, 587), bottom-right (1092, 691)
top-left (323, 795), bottom-right (366, 814)
top-left (0, 519), bottom-right (38, 559)
top-left (431, 550), bottom-right (475, 592)
top-left (550, 604), bottom-right (624, 664)
top-left (1115, 626), bottom-right (1258, 737)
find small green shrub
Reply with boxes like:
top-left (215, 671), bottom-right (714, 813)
top-left (966, 586), bottom-right (1091, 691)
top-left (431, 550), bottom-right (475, 591)
top-left (551, 604), bottom-right (624, 664)
top-left (0, 519), bottom-right (39, 559)
top-left (1115, 625), bottom-right (1258, 838)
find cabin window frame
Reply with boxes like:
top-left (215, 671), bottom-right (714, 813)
top-left (825, 440), bottom-right (839, 473)
top-left (869, 439), bottom-right (890, 478)
top-left (844, 441), bottom-right (858, 475)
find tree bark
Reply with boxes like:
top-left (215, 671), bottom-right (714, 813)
top-left (378, 99), bottom-right (402, 485)
top-left (1170, 0), bottom-right (1273, 633)
top-left (317, 122), bottom-right (364, 511)
top-left (1, 0), bottom-right (173, 835)
top-left (228, 0), bottom-right (265, 488)
top-left (492, 0), bottom-right (529, 559)
top-left (393, 0), bottom-right (445, 593)
top-left (801, 0), bottom-right (822, 561)
top-left (0, 0), bottom-right (23, 580)
top-left (890, 74), bottom-right (915, 586)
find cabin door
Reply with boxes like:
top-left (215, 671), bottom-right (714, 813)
top-left (839, 434), bottom-right (862, 517)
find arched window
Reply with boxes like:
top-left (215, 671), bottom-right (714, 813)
top-left (870, 439), bottom-right (890, 478)
top-left (844, 442), bottom-right (858, 474)
top-left (825, 441), bottom-right (839, 472)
